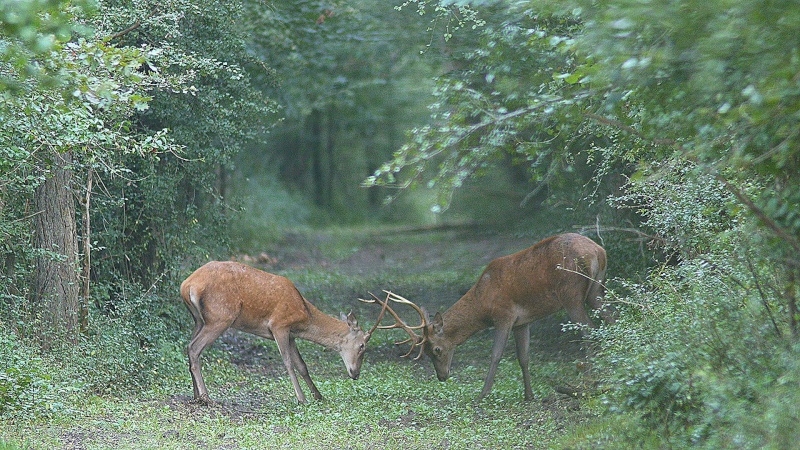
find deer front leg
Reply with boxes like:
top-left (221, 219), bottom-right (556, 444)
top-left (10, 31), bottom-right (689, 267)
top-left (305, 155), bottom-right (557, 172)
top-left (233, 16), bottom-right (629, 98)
top-left (477, 324), bottom-right (512, 401)
top-left (513, 324), bottom-right (533, 401)
top-left (274, 331), bottom-right (307, 403)
top-left (287, 336), bottom-right (323, 401)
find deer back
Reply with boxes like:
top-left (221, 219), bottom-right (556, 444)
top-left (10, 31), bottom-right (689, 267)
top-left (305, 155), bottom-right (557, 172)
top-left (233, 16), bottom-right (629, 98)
top-left (180, 261), bottom-right (312, 336)
top-left (456, 233), bottom-right (606, 325)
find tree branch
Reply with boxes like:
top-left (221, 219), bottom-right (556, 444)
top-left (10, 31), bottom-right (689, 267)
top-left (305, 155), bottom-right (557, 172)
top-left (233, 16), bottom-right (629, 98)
top-left (106, 9), bottom-right (158, 41)
top-left (586, 112), bottom-right (678, 147)
top-left (717, 176), bottom-right (800, 253)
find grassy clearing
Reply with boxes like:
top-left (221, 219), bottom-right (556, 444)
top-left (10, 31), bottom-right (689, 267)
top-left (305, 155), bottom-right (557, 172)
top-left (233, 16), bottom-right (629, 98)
top-left (1, 226), bottom-right (604, 449)
top-left (2, 348), bottom-right (596, 449)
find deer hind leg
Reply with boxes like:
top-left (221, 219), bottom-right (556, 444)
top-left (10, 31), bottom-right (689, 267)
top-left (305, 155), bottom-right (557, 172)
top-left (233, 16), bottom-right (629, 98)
top-left (287, 337), bottom-right (323, 401)
top-left (187, 320), bottom-right (231, 404)
top-left (565, 292), bottom-right (595, 336)
top-left (513, 324), bottom-right (533, 401)
top-left (181, 295), bottom-right (205, 342)
top-left (478, 324), bottom-right (513, 401)
top-left (273, 330), bottom-right (307, 403)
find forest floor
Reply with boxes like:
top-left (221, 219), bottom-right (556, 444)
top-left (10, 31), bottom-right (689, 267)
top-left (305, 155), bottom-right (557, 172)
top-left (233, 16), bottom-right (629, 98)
top-left (3, 226), bottom-right (606, 449)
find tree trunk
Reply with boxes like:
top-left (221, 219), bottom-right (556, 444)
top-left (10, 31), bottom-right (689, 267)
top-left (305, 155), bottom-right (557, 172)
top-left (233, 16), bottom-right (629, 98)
top-left (33, 151), bottom-right (80, 348)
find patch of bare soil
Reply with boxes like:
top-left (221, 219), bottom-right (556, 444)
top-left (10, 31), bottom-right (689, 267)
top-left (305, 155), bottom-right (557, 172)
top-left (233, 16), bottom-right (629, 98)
top-left (217, 331), bottom-right (285, 379)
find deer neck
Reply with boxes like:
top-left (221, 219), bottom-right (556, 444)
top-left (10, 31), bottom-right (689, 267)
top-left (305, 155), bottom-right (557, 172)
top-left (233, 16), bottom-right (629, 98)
top-left (294, 300), bottom-right (350, 350)
top-left (441, 290), bottom-right (488, 346)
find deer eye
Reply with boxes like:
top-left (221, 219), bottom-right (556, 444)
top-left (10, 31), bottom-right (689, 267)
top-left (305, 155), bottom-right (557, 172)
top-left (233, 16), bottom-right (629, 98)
top-left (359, 343), bottom-right (365, 351)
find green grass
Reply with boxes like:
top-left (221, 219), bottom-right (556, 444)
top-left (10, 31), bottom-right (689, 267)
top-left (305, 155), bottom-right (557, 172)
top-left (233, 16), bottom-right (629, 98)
top-left (1, 355), bottom-right (591, 449)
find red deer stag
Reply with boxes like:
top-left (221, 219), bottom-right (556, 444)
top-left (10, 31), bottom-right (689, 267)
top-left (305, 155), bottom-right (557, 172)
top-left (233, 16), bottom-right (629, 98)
top-left (364, 233), bottom-right (614, 401)
top-left (180, 261), bottom-right (389, 404)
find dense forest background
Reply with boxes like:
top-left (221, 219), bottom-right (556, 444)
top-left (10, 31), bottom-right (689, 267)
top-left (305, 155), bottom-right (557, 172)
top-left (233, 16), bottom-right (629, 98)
top-left (2, 0), bottom-right (799, 448)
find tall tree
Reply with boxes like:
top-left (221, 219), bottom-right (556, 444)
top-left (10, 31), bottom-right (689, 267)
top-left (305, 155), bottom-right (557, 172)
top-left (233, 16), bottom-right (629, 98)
top-left (32, 151), bottom-right (80, 346)
top-left (1, 0), bottom-right (265, 344)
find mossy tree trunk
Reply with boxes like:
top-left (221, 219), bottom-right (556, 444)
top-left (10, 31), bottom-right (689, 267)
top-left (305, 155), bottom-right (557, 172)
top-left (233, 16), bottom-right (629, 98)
top-left (33, 151), bottom-right (80, 348)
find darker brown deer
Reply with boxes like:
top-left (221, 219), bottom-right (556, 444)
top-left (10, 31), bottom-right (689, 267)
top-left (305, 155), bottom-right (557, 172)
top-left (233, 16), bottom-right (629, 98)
top-left (180, 261), bottom-right (389, 404)
top-left (366, 233), bottom-right (615, 401)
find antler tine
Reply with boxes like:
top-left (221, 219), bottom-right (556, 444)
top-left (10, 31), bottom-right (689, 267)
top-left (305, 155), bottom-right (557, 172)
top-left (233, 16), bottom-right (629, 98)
top-left (361, 290), bottom-right (429, 358)
top-left (382, 290), bottom-right (429, 358)
top-left (362, 292), bottom-right (417, 331)
top-left (395, 336), bottom-right (427, 360)
top-left (383, 291), bottom-right (428, 329)
top-left (359, 292), bottom-right (390, 338)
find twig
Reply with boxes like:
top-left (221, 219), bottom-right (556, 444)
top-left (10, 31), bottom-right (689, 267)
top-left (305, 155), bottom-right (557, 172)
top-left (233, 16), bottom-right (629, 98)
top-left (572, 225), bottom-right (667, 246)
top-left (586, 112), bottom-right (677, 147)
top-left (595, 215), bottom-right (603, 247)
top-left (106, 9), bottom-right (159, 41)
top-left (80, 167), bottom-right (93, 334)
top-left (556, 263), bottom-right (653, 313)
top-left (744, 253), bottom-right (782, 338)
top-left (143, 270), bottom-right (167, 297)
top-left (716, 176), bottom-right (800, 253)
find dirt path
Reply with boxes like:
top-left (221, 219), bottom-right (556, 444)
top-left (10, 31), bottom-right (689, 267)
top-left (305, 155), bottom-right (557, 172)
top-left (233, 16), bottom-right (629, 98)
top-left (152, 228), bottom-right (597, 449)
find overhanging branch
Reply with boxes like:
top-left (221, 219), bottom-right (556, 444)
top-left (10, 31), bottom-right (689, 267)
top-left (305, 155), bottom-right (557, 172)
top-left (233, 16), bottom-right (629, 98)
top-left (106, 9), bottom-right (158, 41)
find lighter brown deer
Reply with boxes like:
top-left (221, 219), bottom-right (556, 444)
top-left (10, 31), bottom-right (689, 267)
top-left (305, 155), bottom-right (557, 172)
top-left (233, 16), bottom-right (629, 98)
top-left (180, 261), bottom-right (388, 404)
top-left (365, 233), bottom-right (615, 401)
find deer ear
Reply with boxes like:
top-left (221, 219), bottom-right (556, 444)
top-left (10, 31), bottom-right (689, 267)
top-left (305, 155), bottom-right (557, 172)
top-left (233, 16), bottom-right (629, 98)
top-left (345, 311), bottom-right (359, 330)
top-left (432, 311), bottom-right (444, 335)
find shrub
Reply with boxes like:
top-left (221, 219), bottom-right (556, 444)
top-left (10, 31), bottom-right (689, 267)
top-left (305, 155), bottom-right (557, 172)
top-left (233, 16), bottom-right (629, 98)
top-left (593, 238), bottom-right (800, 447)
top-left (0, 327), bottom-right (66, 419)
top-left (69, 290), bottom-right (188, 396)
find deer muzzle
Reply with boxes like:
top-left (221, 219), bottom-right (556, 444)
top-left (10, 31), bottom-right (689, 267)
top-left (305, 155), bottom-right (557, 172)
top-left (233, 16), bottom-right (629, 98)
top-left (348, 367), bottom-right (360, 380)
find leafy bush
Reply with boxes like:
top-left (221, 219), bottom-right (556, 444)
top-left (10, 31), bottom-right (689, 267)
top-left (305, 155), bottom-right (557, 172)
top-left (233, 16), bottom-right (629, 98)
top-left (0, 328), bottom-right (66, 419)
top-left (69, 290), bottom-right (189, 396)
top-left (593, 232), bottom-right (800, 447)
top-left (583, 147), bottom-right (799, 446)
top-left (611, 161), bottom-right (736, 258)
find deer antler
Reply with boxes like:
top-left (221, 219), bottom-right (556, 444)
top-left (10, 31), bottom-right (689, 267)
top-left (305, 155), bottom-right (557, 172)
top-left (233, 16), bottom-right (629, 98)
top-left (358, 290), bottom-right (428, 360)
top-left (364, 291), bottom-right (390, 341)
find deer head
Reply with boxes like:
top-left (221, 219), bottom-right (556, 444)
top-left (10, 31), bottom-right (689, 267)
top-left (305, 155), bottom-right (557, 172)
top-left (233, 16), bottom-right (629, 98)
top-left (423, 311), bottom-right (455, 381)
top-left (338, 312), bottom-right (368, 379)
